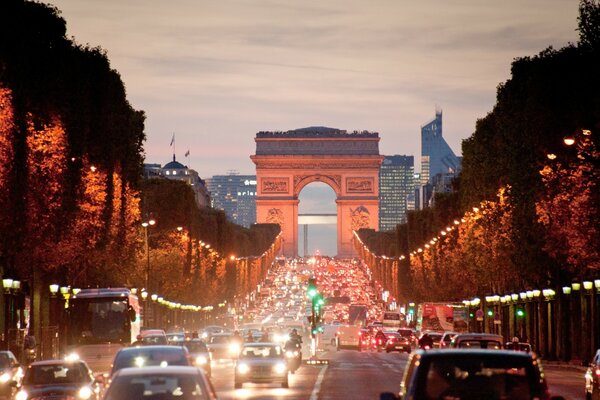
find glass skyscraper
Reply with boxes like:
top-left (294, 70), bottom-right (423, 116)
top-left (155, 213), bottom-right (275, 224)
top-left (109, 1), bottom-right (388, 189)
top-left (379, 155), bottom-right (414, 231)
top-left (205, 173), bottom-right (257, 228)
top-left (421, 109), bottom-right (460, 186)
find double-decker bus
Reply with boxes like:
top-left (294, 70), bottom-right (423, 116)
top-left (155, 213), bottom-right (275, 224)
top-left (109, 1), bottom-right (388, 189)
top-left (67, 288), bottom-right (140, 375)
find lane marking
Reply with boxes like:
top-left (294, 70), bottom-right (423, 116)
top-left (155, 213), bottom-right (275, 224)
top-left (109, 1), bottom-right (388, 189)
top-left (309, 364), bottom-right (328, 400)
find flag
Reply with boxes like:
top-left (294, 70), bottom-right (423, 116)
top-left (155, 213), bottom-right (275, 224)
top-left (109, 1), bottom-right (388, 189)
top-left (185, 149), bottom-right (190, 157)
top-left (170, 133), bottom-right (175, 147)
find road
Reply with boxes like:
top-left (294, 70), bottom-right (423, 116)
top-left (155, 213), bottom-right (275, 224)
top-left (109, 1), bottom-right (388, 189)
top-left (210, 348), bottom-right (586, 399)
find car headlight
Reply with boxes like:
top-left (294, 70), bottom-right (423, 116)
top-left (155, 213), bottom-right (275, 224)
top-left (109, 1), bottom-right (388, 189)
top-left (285, 351), bottom-right (294, 358)
top-left (273, 363), bottom-right (286, 374)
top-left (78, 386), bottom-right (93, 400)
top-left (134, 356), bottom-right (146, 368)
top-left (65, 353), bottom-right (80, 362)
top-left (15, 390), bottom-right (28, 400)
top-left (195, 356), bottom-right (208, 365)
top-left (229, 343), bottom-right (241, 354)
top-left (237, 363), bottom-right (250, 374)
top-left (0, 372), bottom-right (11, 383)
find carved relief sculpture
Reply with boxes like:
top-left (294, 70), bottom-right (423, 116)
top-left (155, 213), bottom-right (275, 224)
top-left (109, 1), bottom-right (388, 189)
top-left (266, 208), bottom-right (285, 228)
top-left (261, 178), bottom-right (289, 193)
top-left (350, 205), bottom-right (371, 232)
top-left (347, 177), bottom-right (374, 193)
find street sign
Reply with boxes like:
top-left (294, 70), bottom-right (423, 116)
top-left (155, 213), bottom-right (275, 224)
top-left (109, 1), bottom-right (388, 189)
top-left (475, 309), bottom-right (484, 321)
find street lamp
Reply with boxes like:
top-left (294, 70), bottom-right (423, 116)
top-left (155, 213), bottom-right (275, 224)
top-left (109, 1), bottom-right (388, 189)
top-left (142, 217), bottom-right (156, 293)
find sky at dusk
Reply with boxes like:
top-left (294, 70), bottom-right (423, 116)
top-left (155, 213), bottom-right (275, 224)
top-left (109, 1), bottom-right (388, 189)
top-left (47, 0), bottom-right (581, 254)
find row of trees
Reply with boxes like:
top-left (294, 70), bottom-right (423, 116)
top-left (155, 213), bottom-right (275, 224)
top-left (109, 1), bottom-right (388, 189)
top-left (358, 0), bottom-right (600, 302)
top-left (0, 1), bottom-right (281, 326)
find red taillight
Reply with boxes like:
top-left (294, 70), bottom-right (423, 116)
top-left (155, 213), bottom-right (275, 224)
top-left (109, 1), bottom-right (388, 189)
top-left (595, 368), bottom-right (600, 376)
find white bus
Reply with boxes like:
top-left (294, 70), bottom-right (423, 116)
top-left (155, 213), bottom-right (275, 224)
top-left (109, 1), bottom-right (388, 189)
top-left (67, 288), bottom-right (140, 375)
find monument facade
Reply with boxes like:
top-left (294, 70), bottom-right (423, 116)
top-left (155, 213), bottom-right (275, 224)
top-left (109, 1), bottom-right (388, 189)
top-left (251, 127), bottom-right (383, 257)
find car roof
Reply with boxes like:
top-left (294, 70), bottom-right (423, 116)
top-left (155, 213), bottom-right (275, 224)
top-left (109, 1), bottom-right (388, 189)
top-left (113, 366), bottom-right (204, 377)
top-left (415, 349), bottom-right (534, 359)
top-left (454, 333), bottom-right (503, 339)
top-left (29, 359), bottom-right (88, 367)
top-left (120, 345), bottom-right (186, 353)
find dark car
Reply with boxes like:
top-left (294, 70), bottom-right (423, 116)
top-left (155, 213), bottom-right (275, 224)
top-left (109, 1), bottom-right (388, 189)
top-left (15, 359), bottom-right (101, 400)
top-left (0, 351), bottom-right (22, 398)
top-left (385, 332), bottom-right (411, 353)
top-left (380, 349), bottom-right (565, 400)
top-left (104, 366), bottom-right (218, 400)
top-left (585, 348), bottom-right (600, 400)
top-left (110, 345), bottom-right (191, 376)
top-left (172, 339), bottom-right (212, 378)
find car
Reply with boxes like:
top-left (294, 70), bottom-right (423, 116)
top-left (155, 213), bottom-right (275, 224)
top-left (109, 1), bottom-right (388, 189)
top-left (428, 332), bottom-right (443, 348)
top-left (103, 366), bottom-right (218, 400)
top-left (585, 348), bottom-right (600, 400)
top-left (207, 333), bottom-right (236, 360)
top-left (397, 328), bottom-right (418, 347)
top-left (440, 331), bottom-right (458, 348)
top-left (134, 329), bottom-right (168, 345)
top-left (505, 341), bottom-right (533, 352)
top-left (234, 343), bottom-right (288, 389)
top-left (385, 332), bottom-right (411, 353)
top-left (380, 349), bottom-right (566, 400)
top-left (0, 351), bottom-right (22, 398)
top-left (450, 333), bottom-right (504, 349)
top-left (15, 359), bottom-right (101, 400)
top-left (110, 345), bottom-right (191, 376)
top-left (172, 339), bottom-right (212, 378)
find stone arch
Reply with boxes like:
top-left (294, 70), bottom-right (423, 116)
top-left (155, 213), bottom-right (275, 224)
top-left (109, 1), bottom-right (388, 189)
top-left (294, 174), bottom-right (342, 198)
top-left (251, 127), bottom-right (383, 257)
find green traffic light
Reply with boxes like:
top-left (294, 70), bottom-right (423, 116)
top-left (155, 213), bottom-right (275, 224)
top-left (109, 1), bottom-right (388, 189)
top-left (308, 288), bottom-right (317, 298)
top-left (516, 309), bottom-right (525, 317)
top-left (469, 313), bottom-right (474, 318)
top-left (487, 310), bottom-right (493, 317)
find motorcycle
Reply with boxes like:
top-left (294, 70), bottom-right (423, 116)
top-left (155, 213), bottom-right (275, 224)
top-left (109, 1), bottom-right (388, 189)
top-left (284, 340), bottom-right (302, 374)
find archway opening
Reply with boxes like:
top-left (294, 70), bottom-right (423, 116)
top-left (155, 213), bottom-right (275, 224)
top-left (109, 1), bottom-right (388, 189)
top-left (297, 182), bottom-right (337, 257)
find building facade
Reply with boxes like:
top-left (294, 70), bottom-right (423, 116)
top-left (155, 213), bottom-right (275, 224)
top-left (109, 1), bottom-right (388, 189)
top-left (205, 173), bottom-right (257, 228)
top-left (143, 157), bottom-right (211, 208)
top-left (420, 109), bottom-right (460, 186)
top-left (379, 155), bottom-right (414, 231)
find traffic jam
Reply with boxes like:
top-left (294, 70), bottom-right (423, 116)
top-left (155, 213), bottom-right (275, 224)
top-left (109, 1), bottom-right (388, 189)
top-left (0, 257), bottom-right (585, 399)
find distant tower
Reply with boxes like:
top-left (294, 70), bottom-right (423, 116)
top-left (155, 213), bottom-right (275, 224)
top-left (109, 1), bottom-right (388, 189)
top-left (379, 155), bottom-right (414, 231)
top-left (205, 172), bottom-right (257, 228)
top-left (420, 109), bottom-right (459, 186)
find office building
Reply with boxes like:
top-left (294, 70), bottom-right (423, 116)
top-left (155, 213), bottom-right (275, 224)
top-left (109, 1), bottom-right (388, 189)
top-left (379, 155), bottom-right (414, 231)
top-left (206, 173), bottom-right (257, 228)
top-left (420, 109), bottom-right (460, 186)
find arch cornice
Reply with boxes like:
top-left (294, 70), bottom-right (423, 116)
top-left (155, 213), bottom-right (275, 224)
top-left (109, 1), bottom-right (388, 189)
top-left (294, 174), bottom-right (341, 197)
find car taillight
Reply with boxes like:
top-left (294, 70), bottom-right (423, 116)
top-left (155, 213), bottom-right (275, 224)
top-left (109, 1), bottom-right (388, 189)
top-left (595, 368), bottom-right (600, 376)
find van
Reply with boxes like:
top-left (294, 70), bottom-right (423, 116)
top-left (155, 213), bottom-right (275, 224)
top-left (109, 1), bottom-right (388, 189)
top-left (450, 333), bottom-right (503, 349)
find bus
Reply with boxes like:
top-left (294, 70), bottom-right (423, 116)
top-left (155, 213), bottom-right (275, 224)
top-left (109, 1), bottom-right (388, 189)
top-left (67, 288), bottom-right (140, 375)
top-left (382, 311), bottom-right (405, 329)
top-left (337, 304), bottom-right (368, 350)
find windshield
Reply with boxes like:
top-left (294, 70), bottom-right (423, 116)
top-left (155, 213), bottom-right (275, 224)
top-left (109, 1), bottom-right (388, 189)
top-left (69, 297), bottom-right (131, 345)
top-left (24, 363), bottom-right (89, 385)
top-left (106, 374), bottom-right (208, 400)
top-left (240, 346), bottom-right (282, 358)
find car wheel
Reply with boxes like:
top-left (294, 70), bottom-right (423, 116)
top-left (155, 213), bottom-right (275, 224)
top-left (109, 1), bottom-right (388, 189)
top-left (234, 382), bottom-right (242, 389)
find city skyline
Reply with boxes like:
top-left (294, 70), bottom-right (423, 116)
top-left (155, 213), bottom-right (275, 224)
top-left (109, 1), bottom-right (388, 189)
top-left (48, 0), bottom-right (579, 177)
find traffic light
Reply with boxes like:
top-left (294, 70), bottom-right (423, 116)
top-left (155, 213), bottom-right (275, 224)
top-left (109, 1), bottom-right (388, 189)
top-left (516, 308), bottom-right (525, 317)
top-left (307, 278), bottom-right (317, 299)
top-left (487, 309), bottom-right (493, 317)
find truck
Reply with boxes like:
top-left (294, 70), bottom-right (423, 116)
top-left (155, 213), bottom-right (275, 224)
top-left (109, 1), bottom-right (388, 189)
top-left (416, 302), bottom-right (468, 332)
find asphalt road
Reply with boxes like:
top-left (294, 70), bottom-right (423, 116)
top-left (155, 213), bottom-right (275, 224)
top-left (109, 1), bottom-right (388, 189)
top-left (210, 347), bottom-right (586, 399)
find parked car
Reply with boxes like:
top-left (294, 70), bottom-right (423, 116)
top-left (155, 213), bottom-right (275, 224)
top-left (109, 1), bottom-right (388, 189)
top-left (380, 349), bottom-right (565, 400)
top-left (450, 333), bottom-right (504, 349)
top-left (172, 339), bottom-right (212, 378)
top-left (0, 351), bottom-right (22, 398)
top-left (103, 366), bottom-right (218, 400)
top-left (234, 343), bottom-right (288, 389)
top-left (110, 345), bottom-right (191, 376)
top-left (15, 359), bottom-right (101, 400)
top-left (585, 348), bottom-right (600, 400)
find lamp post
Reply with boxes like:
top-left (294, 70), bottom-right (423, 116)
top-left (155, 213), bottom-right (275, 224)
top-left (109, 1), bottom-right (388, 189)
top-left (142, 217), bottom-right (156, 294)
top-left (141, 291), bottom-right (149, 328)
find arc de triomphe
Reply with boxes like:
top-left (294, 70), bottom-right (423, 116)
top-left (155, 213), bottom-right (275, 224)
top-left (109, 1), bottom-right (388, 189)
top-left (251, 127), bottom-right (383, 257)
